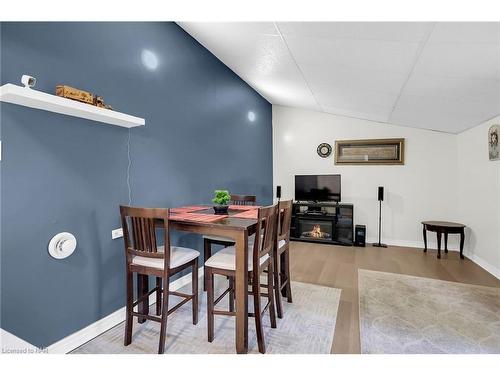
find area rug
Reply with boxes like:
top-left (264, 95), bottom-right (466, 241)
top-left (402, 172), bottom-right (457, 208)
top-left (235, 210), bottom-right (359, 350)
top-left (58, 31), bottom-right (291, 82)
top-left (358, 269), bottom-right (500, 354)
top-left (72, 278), bottom-right (341, 354)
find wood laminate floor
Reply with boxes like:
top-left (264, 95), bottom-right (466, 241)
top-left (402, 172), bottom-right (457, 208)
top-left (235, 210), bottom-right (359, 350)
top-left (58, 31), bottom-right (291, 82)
top-left (288, 241), bottom-right (500, 354)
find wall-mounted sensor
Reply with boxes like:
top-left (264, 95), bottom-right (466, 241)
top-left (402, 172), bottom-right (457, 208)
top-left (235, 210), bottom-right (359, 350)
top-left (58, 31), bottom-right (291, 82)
top-left (21, 75), bottom-right (36, 88)
top-left (48, 232), bottom-right (77, 259)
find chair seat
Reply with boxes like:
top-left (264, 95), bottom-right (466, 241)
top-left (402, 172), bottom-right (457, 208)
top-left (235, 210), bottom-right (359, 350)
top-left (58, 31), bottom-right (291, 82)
top-left (131, 246), bottom-right (199, 270)
top-left (203, 235), bottom-right (235, 243)
top-left (204, 246), bottom-right (269, 271)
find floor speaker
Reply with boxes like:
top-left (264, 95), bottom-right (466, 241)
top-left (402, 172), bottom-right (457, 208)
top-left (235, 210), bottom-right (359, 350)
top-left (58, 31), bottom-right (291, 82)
top-left (373, 186), bottom-right (387, 247)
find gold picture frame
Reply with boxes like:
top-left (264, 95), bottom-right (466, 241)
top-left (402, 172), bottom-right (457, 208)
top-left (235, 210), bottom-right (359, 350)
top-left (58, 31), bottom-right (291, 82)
top-left (334, 138), bottom-right (405, 165)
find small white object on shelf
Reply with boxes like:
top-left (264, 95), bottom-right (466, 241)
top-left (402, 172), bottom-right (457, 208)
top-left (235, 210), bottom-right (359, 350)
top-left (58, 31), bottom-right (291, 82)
top-left (48, 232), bottom-right (77, 259)
top-left (0, 84), bottom-right (145, 128)
top-left (21, 74), bottom-right (36, 88)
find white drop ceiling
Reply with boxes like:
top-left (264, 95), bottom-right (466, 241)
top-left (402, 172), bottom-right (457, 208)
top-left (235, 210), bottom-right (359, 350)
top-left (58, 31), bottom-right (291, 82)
top-left (179, 22), bottom-right (500, 134)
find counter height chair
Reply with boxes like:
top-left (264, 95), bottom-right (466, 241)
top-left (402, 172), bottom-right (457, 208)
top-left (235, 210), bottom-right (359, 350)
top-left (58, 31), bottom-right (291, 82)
top-left (203, 194), bottom-right (256, 291)
top-left (274, 200), bottom-right (293, 318)
top-left (120, 206), bottom-right (200, 354)
top-left (204, 204), bottom-right (278, 354)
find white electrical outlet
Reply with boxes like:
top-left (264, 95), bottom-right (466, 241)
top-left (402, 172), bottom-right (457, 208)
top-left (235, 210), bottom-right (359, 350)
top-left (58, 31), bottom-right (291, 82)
top-left (111, 228), bottom-right (123, 240)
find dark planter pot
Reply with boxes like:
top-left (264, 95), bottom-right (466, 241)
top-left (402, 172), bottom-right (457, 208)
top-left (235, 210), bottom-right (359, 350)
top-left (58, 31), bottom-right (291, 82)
top-left (213, 205), bottom-right (229, 215)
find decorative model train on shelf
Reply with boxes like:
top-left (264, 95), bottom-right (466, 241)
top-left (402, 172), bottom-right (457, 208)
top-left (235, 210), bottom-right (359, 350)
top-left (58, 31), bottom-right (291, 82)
top-left (55, 85), bottom-right (113, 110)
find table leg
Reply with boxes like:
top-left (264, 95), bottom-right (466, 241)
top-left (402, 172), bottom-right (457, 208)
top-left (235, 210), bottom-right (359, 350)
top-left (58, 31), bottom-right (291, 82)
top-left (444, 233), bottom-right (448, 253)
top-left (460, 228), bottom-right (465, 259)
top-left (234, 230), bottom-right (249, 354)
top-left (137, 274), bottom-right (149, 323)
top-left (436, 231), bottom-right (442, 259)
top-left (422, 226), bottom-right (427, 252)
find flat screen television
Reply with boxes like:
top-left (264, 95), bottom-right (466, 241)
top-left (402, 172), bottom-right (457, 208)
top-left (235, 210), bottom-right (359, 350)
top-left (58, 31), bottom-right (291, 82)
top-left (295, 174), bottom-right (341, 202)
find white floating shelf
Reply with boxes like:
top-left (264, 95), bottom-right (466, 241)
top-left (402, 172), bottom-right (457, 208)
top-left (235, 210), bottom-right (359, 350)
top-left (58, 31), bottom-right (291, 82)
top-left (0, 84), bottom-right (145, 128)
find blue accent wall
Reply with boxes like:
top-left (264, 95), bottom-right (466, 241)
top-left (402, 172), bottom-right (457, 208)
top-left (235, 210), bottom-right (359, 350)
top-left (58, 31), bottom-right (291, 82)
top-left (0, 22), bottom-right (272, 348)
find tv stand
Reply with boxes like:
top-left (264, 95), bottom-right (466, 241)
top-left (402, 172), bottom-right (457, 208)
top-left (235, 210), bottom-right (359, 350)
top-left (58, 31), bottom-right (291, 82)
top-left (290, 202), bottom-right (353, 246)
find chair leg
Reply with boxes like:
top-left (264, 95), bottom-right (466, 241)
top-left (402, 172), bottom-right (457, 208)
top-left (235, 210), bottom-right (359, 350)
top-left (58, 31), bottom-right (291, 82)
top-left (192, 258), bottom-right (199, 325)
top-left (206, 267), bottom-right (215, 342)
top-left (273, 249), bottom-right (284, 319)
top-left (124, 270), bottom-right (133, 346)
top-left (253, 270), bottom-right (266, 354)
top-left (156, 277), bottom-right (162, 316)
top-left (267, 263), bottom-right (277, 329)
top-left (203, 239), bottom-right (212, 291)
top-left (283, 249), bottom-right (293, 303)
top-left (228, 276), bottom-right (235, 312)
top-left (137, 274), bottom-right (149, 323)
top-left (158, 275), bottom-right (169, 354)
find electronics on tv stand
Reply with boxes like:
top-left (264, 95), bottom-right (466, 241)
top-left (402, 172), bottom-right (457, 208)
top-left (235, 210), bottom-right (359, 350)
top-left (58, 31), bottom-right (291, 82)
top-left (295, 200), bottom-right (340, 205)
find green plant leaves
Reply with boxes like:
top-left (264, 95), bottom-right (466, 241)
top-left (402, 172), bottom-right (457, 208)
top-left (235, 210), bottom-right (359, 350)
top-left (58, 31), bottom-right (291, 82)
top-left (212, 189), bottom-right (231, 205)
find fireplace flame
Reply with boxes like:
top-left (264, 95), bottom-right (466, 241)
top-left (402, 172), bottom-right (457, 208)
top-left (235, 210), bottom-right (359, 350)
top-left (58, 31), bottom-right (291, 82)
top-left (311, 224), bottom-right (322, 238)
top-left (301, 224), bottom-right (330, 239)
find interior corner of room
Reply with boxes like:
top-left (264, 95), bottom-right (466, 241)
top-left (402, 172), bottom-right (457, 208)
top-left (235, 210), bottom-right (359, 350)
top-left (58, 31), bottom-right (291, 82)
top-left (0, 21), bottom-right (499, 356)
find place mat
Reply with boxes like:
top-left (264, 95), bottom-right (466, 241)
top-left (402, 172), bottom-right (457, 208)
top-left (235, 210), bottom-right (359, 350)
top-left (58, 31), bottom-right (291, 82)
top-left (229, 205), bottom-right (261, 211)
top-left (170, 206), bottom-right (207, 213)
top-left (170, 212), bottom-right (227, 223)
top-left (232, 210), bottom-right (259, 219)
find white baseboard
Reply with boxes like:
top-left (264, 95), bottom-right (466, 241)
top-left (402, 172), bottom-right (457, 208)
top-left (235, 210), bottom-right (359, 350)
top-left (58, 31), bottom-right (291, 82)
top-left (365, 237), bottom-right (499, 280)
top-left (365, 237), bottom-right (460, 251)
top-left (46, 267), bottom-right (203, 354)
top-left (463, 253), bottom-right (500, 280)
top-left (1, 329), bottom-right (41, 354)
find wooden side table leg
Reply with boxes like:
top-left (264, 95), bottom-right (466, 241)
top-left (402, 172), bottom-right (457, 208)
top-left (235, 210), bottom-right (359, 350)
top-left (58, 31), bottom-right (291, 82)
top-left (444, 233), bottom-right (448, 253)
top-left (460, 229), bottom-right (465, 259)
top-left (422, 226), bottom-right (427, 252)
top-left (436, 231), bottom-right (442, 259)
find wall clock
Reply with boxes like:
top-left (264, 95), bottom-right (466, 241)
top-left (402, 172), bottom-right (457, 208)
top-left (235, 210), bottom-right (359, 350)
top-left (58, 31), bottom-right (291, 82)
top-left (317, 143), bottom-right (332, 158)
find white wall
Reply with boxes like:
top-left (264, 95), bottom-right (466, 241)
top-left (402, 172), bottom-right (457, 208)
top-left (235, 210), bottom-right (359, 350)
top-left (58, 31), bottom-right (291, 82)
top-left (273, 105), bottom-right (459, 248)
top-left (457, 115), bottom-right (500, 278)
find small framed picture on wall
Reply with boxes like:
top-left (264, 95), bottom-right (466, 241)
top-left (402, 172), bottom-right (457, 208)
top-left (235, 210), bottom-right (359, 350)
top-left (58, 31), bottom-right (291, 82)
top-left (489, 124), bottom-right (499, 161)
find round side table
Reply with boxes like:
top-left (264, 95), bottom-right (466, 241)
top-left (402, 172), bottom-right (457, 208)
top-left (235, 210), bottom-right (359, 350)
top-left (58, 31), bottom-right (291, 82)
top-left (421, 221), bottom-right (466, 259)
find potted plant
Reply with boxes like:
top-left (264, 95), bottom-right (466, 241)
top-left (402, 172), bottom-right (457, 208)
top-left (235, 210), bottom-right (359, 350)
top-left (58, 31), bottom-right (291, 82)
top-left (212, 190), bottom-right (231, 215)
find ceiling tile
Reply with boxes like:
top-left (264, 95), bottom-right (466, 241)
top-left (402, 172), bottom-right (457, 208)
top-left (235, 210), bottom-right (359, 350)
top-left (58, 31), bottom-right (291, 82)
top-left (284, 34), bottom-right (420, 74)
top-left (428, 22), bottom-right (500, 44)
top-left (412, 42), bottom-right (500, 80)
top-left (300, 63), bottom-right (407, 94)
top-left (401, 74), bottom-right (500, 100)
top-left (277, 22), bottom-right (432, 42)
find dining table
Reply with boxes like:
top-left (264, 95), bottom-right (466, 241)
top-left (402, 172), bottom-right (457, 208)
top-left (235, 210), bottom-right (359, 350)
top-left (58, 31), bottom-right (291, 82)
top-left (136, 204), bottom-right (259, 354)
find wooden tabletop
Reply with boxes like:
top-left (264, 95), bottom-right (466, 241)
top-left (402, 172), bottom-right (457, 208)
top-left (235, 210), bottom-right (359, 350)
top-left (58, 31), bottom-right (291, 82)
top-left (169, 207), bottom-right (257, 231)
top-left (421, 221), bottom-right (465, 228)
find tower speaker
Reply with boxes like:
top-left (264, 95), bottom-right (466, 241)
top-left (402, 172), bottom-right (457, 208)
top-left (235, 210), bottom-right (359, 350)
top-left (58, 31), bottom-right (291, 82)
top-left (276, 185), bottom-right (282, 199)
top-left (373, 186), bottom-right (387, 248)
top-left (378, 186), bottom-right (384, 201)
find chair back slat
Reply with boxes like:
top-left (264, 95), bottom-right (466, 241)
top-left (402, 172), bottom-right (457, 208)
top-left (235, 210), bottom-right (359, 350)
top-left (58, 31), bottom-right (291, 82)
top-left (120, 206), bottom-right (170, 266)
top-left (278, 200), bottom-right (293, 242)
top-left (252, 204), bottom-right (279, 270)
top-left (230, 194), bottom-right (256, 206)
